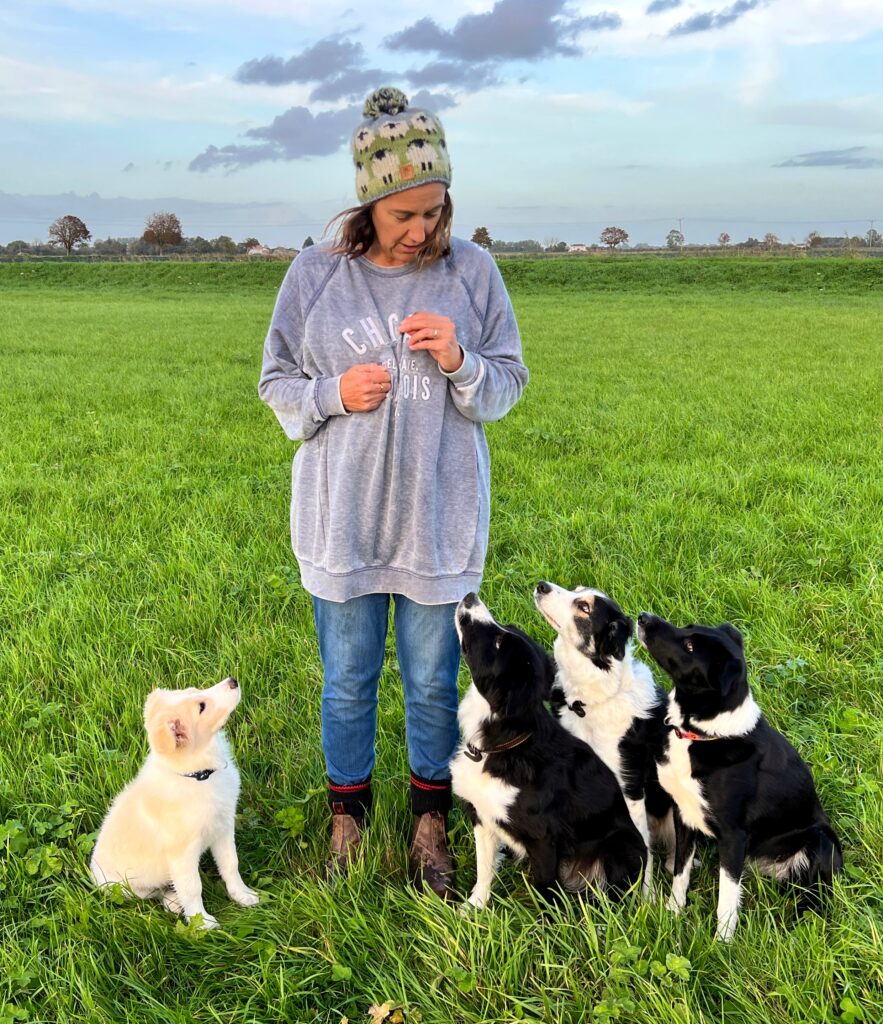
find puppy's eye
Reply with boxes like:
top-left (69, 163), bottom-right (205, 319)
top-left (198, 701), bottom-right (206, 713)
top-left (684, 639), bottom-right (694, 653)
top-left (576, 601), bottom-right (590, 614)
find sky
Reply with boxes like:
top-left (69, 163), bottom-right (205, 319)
top-left (1, 0), bottom-right (882, 247)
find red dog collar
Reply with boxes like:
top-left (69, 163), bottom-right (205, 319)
top-left (674, 727), bottom-right (721, 742)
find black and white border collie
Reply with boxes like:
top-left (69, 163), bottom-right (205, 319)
top-left (533, 582), bottom-right (672, 895)
top-left (637, 612), bottom-right (842, 941)
top-left (450, 593), bottom-right (646, 908)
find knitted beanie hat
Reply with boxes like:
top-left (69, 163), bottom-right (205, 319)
top-left (351, 87), bottom-right (451, 205)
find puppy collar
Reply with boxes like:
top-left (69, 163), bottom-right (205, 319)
top-left (568, 700), bottom-right (586, 718)
top-left (674, 727), bottom-right (721, 742)
top-left (464, 731), bottom-right (533, 762)
top-left (181, 763), bottom-right (226, 781)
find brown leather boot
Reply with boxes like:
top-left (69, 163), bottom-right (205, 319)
top-left (409, 811), bottom-right (455, 900)
top-left (326, 813), bottom-right (362, 880)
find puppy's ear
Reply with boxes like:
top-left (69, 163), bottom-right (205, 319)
top-left (718, 655), bottom-right (745, 698)
top-left (599, 615), bottom-right (633, 663)
top-left (719, 622), bottom-right (744, 648)
top-left (144, 693), bottom-right (190, 755)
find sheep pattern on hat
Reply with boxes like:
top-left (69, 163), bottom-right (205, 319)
top-left (351, 88), bottom-right (452, 204)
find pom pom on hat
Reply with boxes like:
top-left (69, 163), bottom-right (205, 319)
top-left (351, 85), bottom-right (451, 205)
top-left (363, 87), bottom-right (409, 119)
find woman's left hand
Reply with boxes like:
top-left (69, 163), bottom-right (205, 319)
top-left (400, 312), bottom-right (464, 373)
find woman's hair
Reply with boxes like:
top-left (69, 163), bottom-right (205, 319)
top-left (327, 191), bottom-right (453, 269)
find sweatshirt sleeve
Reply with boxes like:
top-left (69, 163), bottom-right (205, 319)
top-left (257, 258), bottom-right (349, 442)
top-left (441, 250), bottom-right (528, 423)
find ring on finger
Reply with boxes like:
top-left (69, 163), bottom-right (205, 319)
top-left (434, 328), bottom-right (439, 338)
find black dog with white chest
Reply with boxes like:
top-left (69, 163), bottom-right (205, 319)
top-left (637, 612), bottom-right (842, 941)
top-left (450, 593), bottom-right (646, 908)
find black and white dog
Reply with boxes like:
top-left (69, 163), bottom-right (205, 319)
top-left (637, 612), bottom-right (842, 941)
top-left (533, 581), bottom-right (672, 895)
top-left (450, 593), bottom-right (646, 908)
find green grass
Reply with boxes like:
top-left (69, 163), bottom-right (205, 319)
top-left (0, 260), bottom-right (881, 1024)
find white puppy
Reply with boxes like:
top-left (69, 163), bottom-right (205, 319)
top-left (90, 677), bottom-right (258, 929)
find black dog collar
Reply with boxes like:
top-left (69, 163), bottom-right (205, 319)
top-left (568, 700), bottom-right (586, 718)
top-left (464, 731), bottom-right (533, 762)
top-left (181, 764), bottom-right (225, 781)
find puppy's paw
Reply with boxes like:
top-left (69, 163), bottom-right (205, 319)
top-left (230, 887), bottom-right (260, 907)
top-left (197, 913), bottom-right (220, 930)
top-left (466, 889), bottom-right (487, 910)
top-left (665, 893), bottom-right (685, 915)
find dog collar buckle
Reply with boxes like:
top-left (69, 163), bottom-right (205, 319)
top-left (464, 743), bottom-right (484, 762)
top-left (183, 768), bottom-right (217, 781)
top-left (569, 700), bottom-right (586, 718)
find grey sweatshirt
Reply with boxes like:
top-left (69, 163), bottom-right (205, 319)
top-left (258, 237), bottom-right (528, 604)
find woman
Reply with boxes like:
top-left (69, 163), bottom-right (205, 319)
top-left (258, 87), bottom-right (528, 898)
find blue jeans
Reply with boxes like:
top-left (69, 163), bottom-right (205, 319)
top-left (312, 593), bottom-right (461, 787)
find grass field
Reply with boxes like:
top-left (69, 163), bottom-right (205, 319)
top-left (0, 258), bottom-right (881, 1024)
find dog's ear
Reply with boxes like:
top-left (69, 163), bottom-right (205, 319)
top-left (144, 692), bottom-right (190, 755)
top-left (599, 615), bottom-right (633, 663)
top-left (718, 655), bottom-right (745, 698)
top-left (718, 622), bottom-right (744, 648)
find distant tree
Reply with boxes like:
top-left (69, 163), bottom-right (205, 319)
top-left (743, 236), bottom-right (760, 249)
top-left (188, 236), bottom-right (214, 255)
top-left (48, 215), bottom-right (91, 256)
top-left (600, 226), bottom-right (628, 251)
top-left (5, 240), bottom-right (30, 255)
top-left (805, 231), bottom-right (822, 249)
top-left (471, 226), bottom-right (493, 250)
top-left (763, 232), bottom-right (780, 250)
top-left (549, 240), bottom-right (568, 252)
top-left (666, 228), bottom-right (685, 250)
top-left (212, 235), bottom-right (236, 256)
top-left (143, 212), bottom-right (182, 254)
top-left (242, 237), bottom-right (260, 249)
top-left (491, 239), bottom-right (543, 253)
top-left (867, 228), bottom-right (882, 248)
top-left (718, 231), bottom-right (730, 247)
top-left (93, 237), bottom-right (127, 256)
top-left (302, 235), bottom-right (315, 248)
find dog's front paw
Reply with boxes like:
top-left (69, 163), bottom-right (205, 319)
top-left (665, 893), bottom-right (685, 915)
top-left (466, 888), bottom-right (487, 910)
top-left (230, 887), bottom-right (260, 907)
top-left (188, 913), bottom-right (219, 930)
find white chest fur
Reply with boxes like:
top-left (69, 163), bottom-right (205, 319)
top-left (657, 735), bottom-right (714, 836)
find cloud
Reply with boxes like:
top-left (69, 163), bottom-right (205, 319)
top-left (669, 0), bottom-right (763, 36)
top-left (404, 61), bottom-right (500, 91)
top-left (384, 0), bottom-right (621, 63)
top-left (234, 36), bottom-right (363, 85)
top-left (775, 146), bottom-right (883, 169)
top-left (189, 104), bottom-right (359, 171)
top-left (646, 0), bottom-right (682, 13)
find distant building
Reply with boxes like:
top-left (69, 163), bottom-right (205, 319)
top-left (568, 243), bottom-right (591, 253)
top-left (246, 244), bottom-right (272, 256)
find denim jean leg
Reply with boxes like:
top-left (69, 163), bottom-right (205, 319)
top-left (313, 593), bottom-right (390, 785)
top-left (393, 596), bottom-right (461, 782)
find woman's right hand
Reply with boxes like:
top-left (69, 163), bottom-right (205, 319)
top-left (339, 363), bottom-right (392, 412)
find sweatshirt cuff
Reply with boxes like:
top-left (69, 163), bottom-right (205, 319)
top-left (441, 348), bottom-right (481, 387)
top-left (315, 376), bottom-right (350, 419)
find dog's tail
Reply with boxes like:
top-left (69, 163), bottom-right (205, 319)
top-left (795, 825), bottom-right (843, 915)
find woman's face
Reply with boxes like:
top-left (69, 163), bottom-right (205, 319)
top-left (367, 183), bottom-right (447, 266)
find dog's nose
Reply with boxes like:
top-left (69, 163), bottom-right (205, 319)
top-left (637, 613), bottom-right (650, 627)
top-left (226, 678), bottom-right (239, 689)
top-left (462, 592), bottom-right (477, 609)
top-left (535, 581), bottom-right (551, 595)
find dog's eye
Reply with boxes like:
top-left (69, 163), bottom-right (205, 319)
top-left (198, 701), bottom-right (206, 713)
top-left (576, 601), bottom-right (590, 614)
top-left (683, 639), bottom-right (694, 653)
